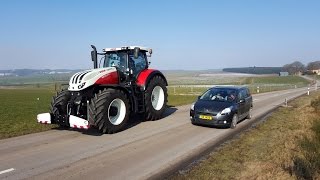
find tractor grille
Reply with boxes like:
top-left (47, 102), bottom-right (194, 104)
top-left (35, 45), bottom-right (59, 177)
top-left (71, 71), bottom-right (90, 84)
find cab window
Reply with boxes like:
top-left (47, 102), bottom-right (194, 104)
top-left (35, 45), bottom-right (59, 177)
top-left (104, 51), bottom-right (127, 71)
top-left (129, 52), bottom-right (147, 76)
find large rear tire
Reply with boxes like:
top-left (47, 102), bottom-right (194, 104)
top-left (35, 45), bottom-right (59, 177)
top-left (50, 90), bottom-right (71, 127)
top-left (144, 76), bottom-right (168, 120)
top-left (90, 88), bottom-right (130, 134)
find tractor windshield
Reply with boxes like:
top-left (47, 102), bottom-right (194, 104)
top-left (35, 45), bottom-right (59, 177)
top-left (103, 51), bottom-right (128, 71)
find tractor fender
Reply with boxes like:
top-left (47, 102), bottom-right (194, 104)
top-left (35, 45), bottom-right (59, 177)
top-left (136, 69), bottom-right (168, 89)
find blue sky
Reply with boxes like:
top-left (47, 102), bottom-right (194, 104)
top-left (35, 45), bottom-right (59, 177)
top-left (0, 0), bottom-right (319, 70)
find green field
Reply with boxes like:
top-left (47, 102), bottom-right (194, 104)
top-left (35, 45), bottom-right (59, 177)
top-left (0, 74), bottom-right (70, 85)
top-left (168, 94), bottom-right (198, 106)
top-left (243, 76), bottom-right (309, 85)
top-left (0, 88), bottom-right (57, 139)
top-left (168, 76), bottom-right (310, 95)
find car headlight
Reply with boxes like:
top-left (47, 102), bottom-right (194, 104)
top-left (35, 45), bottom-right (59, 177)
top-left (190, 103), bottom-right (195, 111)
top-left (220, 107), bottom-right (231, 115)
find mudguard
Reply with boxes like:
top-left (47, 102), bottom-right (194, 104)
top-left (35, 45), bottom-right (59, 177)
top-left (136, 69), bottom-right (168, 88)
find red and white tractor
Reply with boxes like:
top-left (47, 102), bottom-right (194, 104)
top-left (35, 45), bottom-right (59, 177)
top-left (37, 45), bottom-right (168, 134)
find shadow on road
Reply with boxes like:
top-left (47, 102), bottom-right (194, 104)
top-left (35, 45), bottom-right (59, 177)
top-left (52, 106), bottom-right (178, 136)
top-left (193, 118), bottom-right (249, 129)
top-left (163, 106), bottom-right (178, 118)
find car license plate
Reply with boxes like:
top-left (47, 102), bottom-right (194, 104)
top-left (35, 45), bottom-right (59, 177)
top-left (199, 115), bottom-right (213, 120)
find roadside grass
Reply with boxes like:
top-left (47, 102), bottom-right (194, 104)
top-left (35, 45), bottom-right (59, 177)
top-left (172, 91), bottom-right (320, 180)
top-left (0, 88), bottom-right (57, 139)
top-left (292, 95), bottom-right (320, 179)
top-left (168, 94), bottom-right (198, 107)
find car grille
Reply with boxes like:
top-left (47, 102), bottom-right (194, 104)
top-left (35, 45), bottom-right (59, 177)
top-left (195, 110), bottom-right (217, 116)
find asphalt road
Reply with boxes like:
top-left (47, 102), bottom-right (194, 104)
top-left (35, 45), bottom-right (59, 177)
top-left (0, 87), bottom-right (313, 180)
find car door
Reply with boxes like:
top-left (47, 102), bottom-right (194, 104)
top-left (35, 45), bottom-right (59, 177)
top-left (237, 90), bottom-right (246, 118)
top-left (244, 88), bottom-right (252, 112)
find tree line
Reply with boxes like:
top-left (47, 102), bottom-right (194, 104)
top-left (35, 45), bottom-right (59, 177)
top-left (282, 60), bottom-right (320, 75)
top-left (223, 61), bottom-right (320, 75)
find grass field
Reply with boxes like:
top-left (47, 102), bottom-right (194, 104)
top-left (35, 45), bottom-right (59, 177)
top-left (173, 91), bottom-right (320, 179)
top-left (168, 94), bottom-right (198, 106)
top-left (168, 75), bottom-right (310, 95)
top-left (0, 88), bottom-right (57, 139)
top-left (0, 74), bottom-right (71, 85)
top-left (243, 75), bottom-right (309, 84)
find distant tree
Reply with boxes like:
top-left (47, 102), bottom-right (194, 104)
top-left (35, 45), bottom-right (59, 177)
top-left (307, 61), bottom-right (320, 70)
top-left (282, 61), bottom-right (305, 75)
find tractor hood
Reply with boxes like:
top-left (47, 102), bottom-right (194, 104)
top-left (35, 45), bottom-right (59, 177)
top-left (68, 67), bottom-right (119, 91)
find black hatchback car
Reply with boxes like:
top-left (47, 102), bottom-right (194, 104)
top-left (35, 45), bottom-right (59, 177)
top-left (190, 86), bottom-right (253, 129)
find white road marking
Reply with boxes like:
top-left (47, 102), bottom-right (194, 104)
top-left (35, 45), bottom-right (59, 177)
top-left (0, 168), bottom-right (15, 175)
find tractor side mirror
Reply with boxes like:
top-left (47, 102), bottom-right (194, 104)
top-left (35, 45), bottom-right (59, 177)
top-left (148, 49), bottom-right (153, 57)
top-left (91, 45), bottom-right (98, 69)
top-left (134, 47), bottom-right (140, 59)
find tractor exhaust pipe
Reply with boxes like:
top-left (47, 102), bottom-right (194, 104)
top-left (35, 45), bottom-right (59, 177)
top-left (91, 45), bottom-right (98, 69)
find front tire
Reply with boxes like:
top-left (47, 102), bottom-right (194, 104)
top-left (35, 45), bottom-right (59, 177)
top-left (50, 90), bottom-right (71, 127)
top-left (144, 76), bottom-right (168, 120)
top-left (246, 107), bottom-right (253, 119)
top-left (90, 88), bottom-right (130, 134)
top-left (230, 114), bottom-right (238, 129)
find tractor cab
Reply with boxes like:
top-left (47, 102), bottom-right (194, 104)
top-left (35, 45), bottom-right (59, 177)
top-left (92, 46), bottom-right (152, 82)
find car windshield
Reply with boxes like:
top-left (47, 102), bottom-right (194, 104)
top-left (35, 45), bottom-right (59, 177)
top-left (200, 88), bottom-right (237, 102)
top-left (103, 51), bottom-right (127, 71)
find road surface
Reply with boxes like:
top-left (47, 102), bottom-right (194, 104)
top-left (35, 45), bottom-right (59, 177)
top-left (0, 87), bottom-right (312, 180)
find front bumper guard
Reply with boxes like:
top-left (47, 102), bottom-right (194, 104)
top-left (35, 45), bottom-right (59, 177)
top-left (37, 113), bottom-right (90, 129)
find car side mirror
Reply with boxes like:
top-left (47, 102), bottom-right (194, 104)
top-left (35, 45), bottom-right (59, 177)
top-left (239, 99), bottom-right (245, 103)
top-left (198, 96), bottom-right (201, 100)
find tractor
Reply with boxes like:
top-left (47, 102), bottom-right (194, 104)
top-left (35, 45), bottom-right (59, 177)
top-left (37, 45), bottom-right (168, 134)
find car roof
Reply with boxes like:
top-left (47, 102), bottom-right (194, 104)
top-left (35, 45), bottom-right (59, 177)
top-left (209, 86), bottom-right (248, 91)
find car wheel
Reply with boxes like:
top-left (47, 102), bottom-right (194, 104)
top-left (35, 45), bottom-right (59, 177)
top-left (246, 107), bottom-right (252, 119)
top-left (230, 114), bottom-right (238, 129)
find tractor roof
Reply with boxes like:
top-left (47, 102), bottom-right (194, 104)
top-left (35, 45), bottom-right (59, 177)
top-left (103, 46), bottom-right (151, 52)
